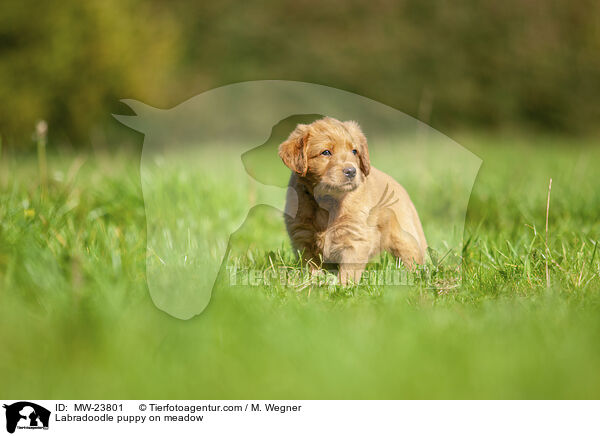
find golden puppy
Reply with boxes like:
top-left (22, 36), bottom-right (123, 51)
top-left (278, 117), bottom-right (427, 285)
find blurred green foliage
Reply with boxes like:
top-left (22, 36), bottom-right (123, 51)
top-left (1, 0), bottom-right (600, 146)
top-left (0, 0), bottom-right (180, 144)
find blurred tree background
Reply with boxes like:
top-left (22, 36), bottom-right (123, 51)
top-left (1, 0), bottom-right (599, 147)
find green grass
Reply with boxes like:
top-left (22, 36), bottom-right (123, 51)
top-left (1, 134), bottom-right (599, 398)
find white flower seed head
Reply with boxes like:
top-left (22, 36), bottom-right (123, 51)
top-left (36, 120), bottom-right (48, 138)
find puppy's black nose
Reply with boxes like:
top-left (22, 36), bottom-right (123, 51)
top-left (343, 167), bottom-right (356, 179)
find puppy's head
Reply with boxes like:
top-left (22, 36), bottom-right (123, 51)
top-left (278, 117), bottom-right (370, 193)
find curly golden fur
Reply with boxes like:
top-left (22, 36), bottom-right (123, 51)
top-left (279, 117), bottom-right (427, 285)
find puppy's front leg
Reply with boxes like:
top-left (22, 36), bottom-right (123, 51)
top-left (298, 248), bottom-right (321, 274)
top-left (337, 249), bottom-right (368, 286)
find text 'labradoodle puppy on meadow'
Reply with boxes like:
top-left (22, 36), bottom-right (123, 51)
top-left (278, 117), bottom-right (427, 285)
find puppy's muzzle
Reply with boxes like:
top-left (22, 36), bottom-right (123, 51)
top-left (343, 166), bottom-right (357, 179)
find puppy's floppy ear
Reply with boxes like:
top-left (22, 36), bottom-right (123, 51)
top-left (278, 124), bottom-right (310, 176)
top-left (345, 121), bottom-right (371, 176)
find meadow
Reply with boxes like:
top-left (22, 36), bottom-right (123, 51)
top-left (1, 133), bottom-right (599, 398)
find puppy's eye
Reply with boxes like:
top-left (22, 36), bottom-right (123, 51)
top-left (352, 149), bottom-right (358, 155)
top-left (321, 150), bottom-right (332, 156)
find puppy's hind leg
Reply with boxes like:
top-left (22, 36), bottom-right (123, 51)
top-left (388, 230), bottom-right (424, 269)
top-left (379, 210), bottom-right (424, 269)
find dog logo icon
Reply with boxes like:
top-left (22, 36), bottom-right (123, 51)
top-left (3, 402), bottom-right (50, 434)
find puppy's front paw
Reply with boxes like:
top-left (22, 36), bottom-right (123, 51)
top-left (338, 267), bottom-right (364, 286)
